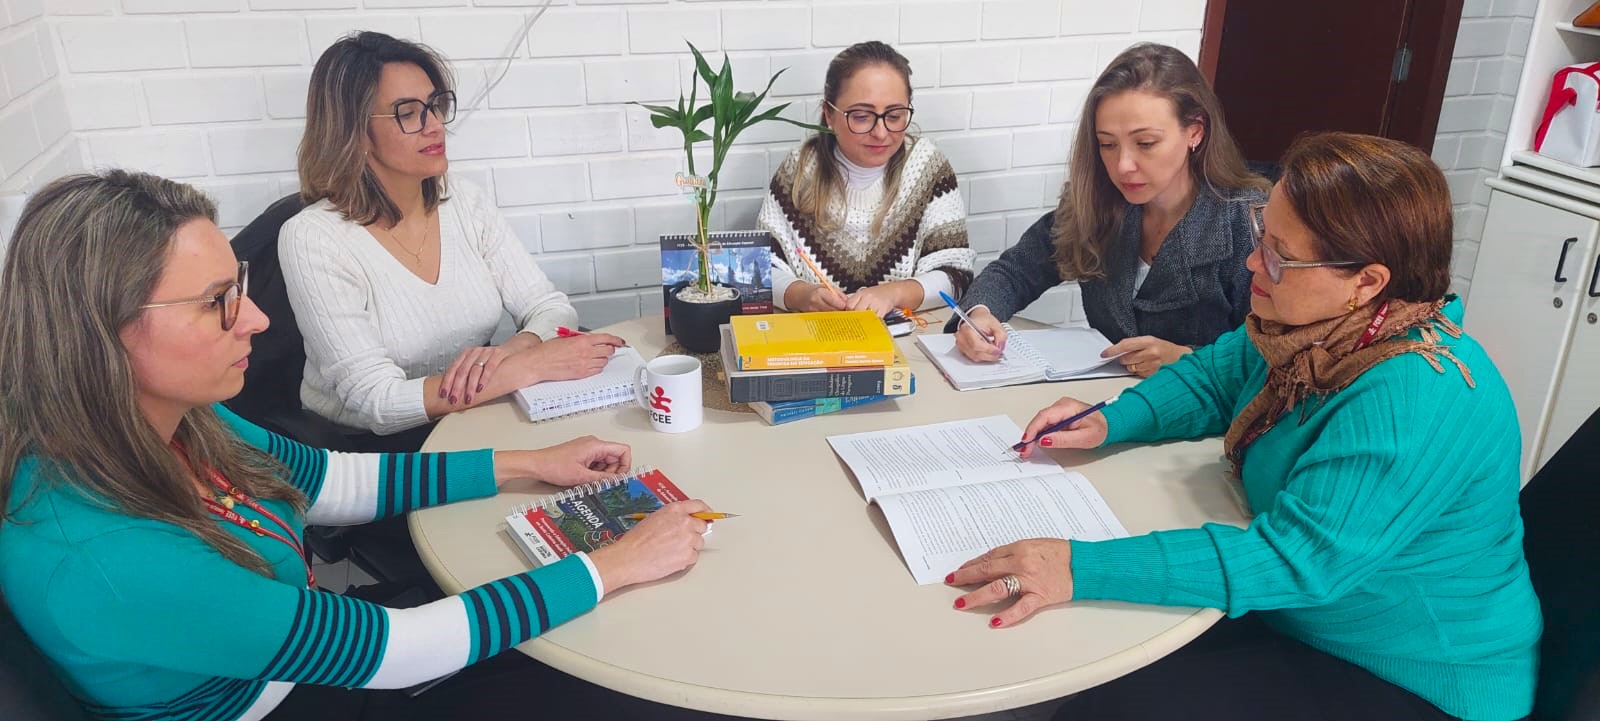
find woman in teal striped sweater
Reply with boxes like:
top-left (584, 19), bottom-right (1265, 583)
top-left (0, 171), bottom-right (710, 721)
top-left (949, 133), bottom-right (1541, 721)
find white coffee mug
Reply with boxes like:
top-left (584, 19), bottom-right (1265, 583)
top-left (634, 355), bottom-right (703, 433)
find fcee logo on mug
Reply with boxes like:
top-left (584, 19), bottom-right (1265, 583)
top-left (648, 386), bottom-right (673, 424)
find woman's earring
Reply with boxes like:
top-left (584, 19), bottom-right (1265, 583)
top-left (1346, 297), bottom-right (1359, 312)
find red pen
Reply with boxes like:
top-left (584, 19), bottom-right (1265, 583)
top-left (556, 326), bottom-right (586, 338)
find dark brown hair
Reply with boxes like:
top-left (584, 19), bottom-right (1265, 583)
top-left (299, 31), bottom-right (452, 228)
top-left (0, 171), bottom-right (303, 577)
top-left (1278, 132), bottom-right (1453, 301)
top-left (792, 40), bottom-right (914, 236)
top-left (1053, 43), bottom-right (1267, 280)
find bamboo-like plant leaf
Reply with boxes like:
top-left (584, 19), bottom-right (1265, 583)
top-left (689, 42), bottom-right (717, 90)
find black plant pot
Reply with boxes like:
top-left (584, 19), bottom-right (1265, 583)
top-left (668, 285), bottom-right (742, 354)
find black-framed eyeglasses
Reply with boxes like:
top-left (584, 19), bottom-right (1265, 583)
top-left (370, 90), bottom-right (457, 134)
top-left (825, 100), bottom-right (913, 134)
top-left (139, 261), bottom-right (249, 331)
top-left (1248, 204), bottom-right (1363, 284)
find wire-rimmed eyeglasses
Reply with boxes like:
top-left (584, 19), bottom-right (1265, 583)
top-left (1248, 203), bottom-right (1364, 284)
top-left (139, 261), bottom-right (249, 331)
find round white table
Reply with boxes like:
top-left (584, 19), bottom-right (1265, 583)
top-left (409, 313), bottom-right (1248, 720)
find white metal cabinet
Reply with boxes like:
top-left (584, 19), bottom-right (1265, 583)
top-left (1539, 239), bottom-right (1600, 469)
top-left (1465, 182), bottom-right (1600, 479)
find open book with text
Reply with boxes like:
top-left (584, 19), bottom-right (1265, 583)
top-left (826, 415), bottom-right (1129, 584)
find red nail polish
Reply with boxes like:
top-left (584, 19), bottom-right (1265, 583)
top-left (476, 383), bottom-right (484, 393)
top-left (1040, 437), bottom-right (1053, 447)
top-left (954, 598), bottom-right (966, 609)
top-left (944, 573), bottom-right (955, 584)
top-left (990, 617), bottom-right (1003, 628)
top-left (449, 395), bottom-right (457, 404)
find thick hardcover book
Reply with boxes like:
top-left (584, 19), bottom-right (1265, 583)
top-left (661, 230), bottom-right (773, 334)
top-left (504, 468), bottom-right (689, 567)
top-left (729, 310), bottom-right (896, 370)
top-left (749, 378), bottom-right (915, 425)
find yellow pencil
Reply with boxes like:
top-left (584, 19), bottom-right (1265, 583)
top-left (790, 243), bottom-right (848, 304)
top-left (620, 512), bottom-right (739, 521)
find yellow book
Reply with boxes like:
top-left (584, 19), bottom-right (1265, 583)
top-left (730, 311), bottom-right (897, 370)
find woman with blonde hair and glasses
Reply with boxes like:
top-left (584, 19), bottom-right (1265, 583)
top-left (951, 43), bottom-right (1268, 377)
top-left (759, 40), bottom-right (974, 317)
top-left (281, 32), bottom-right (624, 450)
top-left (0, 170), bottom-right (711, 721)
top-left (951, 134), bottom-right (1540, 721)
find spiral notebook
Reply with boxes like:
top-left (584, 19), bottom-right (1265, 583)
top-left (504, 467), bottom-right (689, 567)
top-left (914, 324), bottom-right (1129, 391)
top-left (511, 346), bottom-right (645, 422)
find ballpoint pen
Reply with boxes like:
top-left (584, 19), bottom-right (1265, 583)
top-left (938, 291), bottom-right (1002, 352)
top-left (556, 326), bottom-right (585, 338)
top-left (621, 512), bottom-right (740, 521)
top-left (1011, 397), bottom-right (1116, 452)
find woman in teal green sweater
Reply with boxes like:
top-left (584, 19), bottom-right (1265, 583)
top-left (948, 133), bottom-right (1541, 721)
top-left (0, 171), bottom-right (711, 721)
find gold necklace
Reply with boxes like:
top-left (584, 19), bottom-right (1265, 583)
top-left (383, 218), bottom-right (431, 266)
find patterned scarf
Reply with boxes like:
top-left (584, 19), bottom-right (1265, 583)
top-left (1223, 298), bottom-right (1474, 471)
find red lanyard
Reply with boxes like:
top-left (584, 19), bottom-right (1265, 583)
top-left (1352, 300), bottom-right (1390, 352)
top-left (174, 441), bottom-right (314, 589)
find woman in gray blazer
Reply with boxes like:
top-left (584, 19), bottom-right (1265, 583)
top-left (950, 43), bottom-right (1268, 377)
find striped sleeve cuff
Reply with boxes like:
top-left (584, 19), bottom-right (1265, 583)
top-left (373, 449), bottom-right (497, 519)
top-left (459, 554), bottom-right (597, 663)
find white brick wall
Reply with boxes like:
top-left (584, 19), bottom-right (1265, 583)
top-left (1, 0), bottom-right (1212, 326)
top-left (1432, 1), bottom-right (1537, 299)
top-left (1, 0), bottom-right (81, 236)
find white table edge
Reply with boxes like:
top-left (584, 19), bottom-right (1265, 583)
top-left (409, 512), bottom-right (1222, 720)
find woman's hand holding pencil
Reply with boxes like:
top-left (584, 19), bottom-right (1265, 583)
top-left (1016, 396), bottom-right (1116, 459)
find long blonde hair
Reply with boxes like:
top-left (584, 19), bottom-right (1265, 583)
top-left (0, 171), bottom-right (303, 577)
top-left (792, 41), bottom-right (915, 238)
top-left (1053, 43), bottom-right (1267, 280)
top-left (298, 31), bottom-right (453, 228)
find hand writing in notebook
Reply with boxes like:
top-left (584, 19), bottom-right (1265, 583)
top-left (1102, 335), bottom-right (1192, 377)
top-left (1018, 396), bottom-right (1110, 458)
top-left (495, 436), bottom-right (633, 490)
top-left (954, 306), bottom-right (1009, 362)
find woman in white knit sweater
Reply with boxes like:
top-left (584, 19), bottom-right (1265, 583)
top-left (758, 41), bottom-right (974, 317)
top-left (280, 33), bottom-right (623, 444)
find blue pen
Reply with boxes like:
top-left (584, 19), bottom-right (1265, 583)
top-left (1012, 397), bottom-right (1117, 452)
top-left (938, 291), bottom-right (1001, 351)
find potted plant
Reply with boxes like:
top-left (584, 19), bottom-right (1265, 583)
top-left (635, 43), bottom-right (828, 353)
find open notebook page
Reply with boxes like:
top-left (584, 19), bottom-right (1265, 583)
top-left (913, 335), bottom-right (1045, 390)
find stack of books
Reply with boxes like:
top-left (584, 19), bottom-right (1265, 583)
top-left (719, 311), bottom-right (915, 425)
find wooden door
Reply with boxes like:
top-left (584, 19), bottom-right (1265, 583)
top-left (1463, 186), bottom-right (1597, 480)
top-left (1199, 0), bottom-right (1464, 161)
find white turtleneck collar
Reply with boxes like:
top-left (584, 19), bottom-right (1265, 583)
top-left (834, 147), bottom-right (887, 192)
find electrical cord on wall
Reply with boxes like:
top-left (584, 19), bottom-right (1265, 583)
top-left (453, 0), bottom-right (557, 130)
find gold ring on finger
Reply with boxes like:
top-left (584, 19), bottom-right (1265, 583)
top-left (1001, 574), bottom-right (1022, 597)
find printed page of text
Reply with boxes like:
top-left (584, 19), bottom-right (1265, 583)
top-left (827, 415), bottom-right (1062, 500)
top-left (874, 471), bottom-right (1130, 584)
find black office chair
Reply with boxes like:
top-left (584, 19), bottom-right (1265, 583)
top-left (226, 194), bottom-right (437, 596)
top-left (1521, 405), bottom-right (1600, 721)
top-left (1245, 159), bottom-right (1283, 184)
top-left (0, 596), bottom-right (90, 721)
